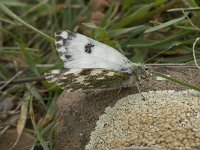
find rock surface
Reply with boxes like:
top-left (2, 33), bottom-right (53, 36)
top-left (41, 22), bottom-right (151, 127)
top-left (54, 66), bottom-right (200, 150)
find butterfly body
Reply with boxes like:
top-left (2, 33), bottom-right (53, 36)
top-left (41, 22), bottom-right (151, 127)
top-left (45, 30), bottom-right (147, 92)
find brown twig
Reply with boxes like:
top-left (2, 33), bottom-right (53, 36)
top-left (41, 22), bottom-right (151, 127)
top-left (0, 76), bottom-right (45, 87)
top-left (0, 71), bottom-right (23, 90)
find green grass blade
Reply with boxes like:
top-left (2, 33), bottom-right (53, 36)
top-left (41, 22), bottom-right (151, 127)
top-left (112, 4), bottom-right (153, 29)
top-left (107, 25), bottom-right (145, 38)
top-left (29, 96), bottom-right (50, 150)
top-left (144, 14), bottom-right (188, 33)
top-left (128, 30), bottom-right (192, 49)
top-left (19, 43), bottom-right (40, 76)
top-left (26, 83), bottom-right (46, 109)
top-left (0, 0), bottom-right (26, 7)
top-left (153, 72), bottom-right (200, 92)
top-left (0, 4), bottom-right (53, 42)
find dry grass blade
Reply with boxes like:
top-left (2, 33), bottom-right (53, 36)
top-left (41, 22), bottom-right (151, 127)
top-left (193, 37), bottom-right (200, 69)
top-left (9, 92), bottom-right (31, 150)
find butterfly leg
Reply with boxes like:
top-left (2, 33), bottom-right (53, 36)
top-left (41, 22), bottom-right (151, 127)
top-left (135, 81), bottom-right (147, 100)
top-left (117, 86), bottom-right (123, 95)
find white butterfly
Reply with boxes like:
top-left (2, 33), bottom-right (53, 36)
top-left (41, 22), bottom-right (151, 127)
top-left (44, 30), bottom-right (148, 92)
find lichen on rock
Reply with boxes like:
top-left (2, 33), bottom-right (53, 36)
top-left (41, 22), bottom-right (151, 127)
top-left (85, 90), bottom-right (200, 150)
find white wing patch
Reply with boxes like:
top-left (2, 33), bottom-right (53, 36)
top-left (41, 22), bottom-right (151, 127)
top-left (54, 30), bottom-right (133, 73)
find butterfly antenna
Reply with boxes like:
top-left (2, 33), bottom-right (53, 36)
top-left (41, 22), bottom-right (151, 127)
top-left (144, 43), bottom-right (180, 64)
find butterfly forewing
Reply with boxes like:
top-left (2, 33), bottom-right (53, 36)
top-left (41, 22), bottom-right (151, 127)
top-left (54, 30), bottom-right (133, 73)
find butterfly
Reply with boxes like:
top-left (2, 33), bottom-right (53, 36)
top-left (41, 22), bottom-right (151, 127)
top-left (44, 30), bottom-right (148, 92)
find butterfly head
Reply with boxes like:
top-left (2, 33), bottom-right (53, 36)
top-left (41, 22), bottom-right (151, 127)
top-left (128, 63), bottom-right (149, 80)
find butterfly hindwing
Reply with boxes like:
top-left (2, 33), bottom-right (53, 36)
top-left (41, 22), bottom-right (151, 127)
top-left (54, 30), bottom-right (133, 73)
top-left (44, 68), bottom-right (135, 92)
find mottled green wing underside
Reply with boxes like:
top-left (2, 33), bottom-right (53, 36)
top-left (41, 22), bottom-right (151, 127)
top-left (44, 68), bottom-right (136, 92)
